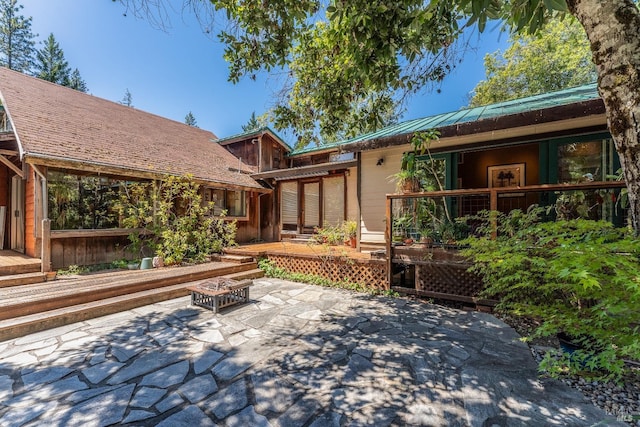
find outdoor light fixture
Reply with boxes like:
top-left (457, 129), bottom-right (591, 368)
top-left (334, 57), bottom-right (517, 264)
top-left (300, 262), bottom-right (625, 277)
top-left (376, 158), bottom-right (384, 166)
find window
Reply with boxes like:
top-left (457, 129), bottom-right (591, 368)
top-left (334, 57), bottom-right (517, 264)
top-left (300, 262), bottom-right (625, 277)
top-left (47, 170), bottom-right (125, 230)
top-left (556, 139), bottom-right (619, 222)
top-left (557, 139), bottom-right (615, 183)
top-left (205, 188), bottom-right (247, 217)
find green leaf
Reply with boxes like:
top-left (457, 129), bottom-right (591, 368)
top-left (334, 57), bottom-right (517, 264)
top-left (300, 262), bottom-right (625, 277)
top-left (543, 0), bottom-right (568, 12)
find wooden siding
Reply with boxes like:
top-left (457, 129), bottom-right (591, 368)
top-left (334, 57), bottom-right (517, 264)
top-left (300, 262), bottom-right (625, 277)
top-left (235, 191), bottom-right (261, 243)
top-left (224, 140), bottom-right (258, 168)
top-left (360, 147), bottom-right (406, 245)
top-left (346, 166), bottom-right (358, 222)
top-left (50, 235), bottom-right (130, 269)
top-left (25, 167), bottom-right (36, 258)
top-left (0, 164), bottom-right (7, 249)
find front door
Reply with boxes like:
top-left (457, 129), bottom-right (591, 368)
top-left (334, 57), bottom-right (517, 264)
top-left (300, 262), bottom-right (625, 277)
top-left (302, 181), bottom-right (320, 233)
top-left (10, 175), bottom-right (24, 253)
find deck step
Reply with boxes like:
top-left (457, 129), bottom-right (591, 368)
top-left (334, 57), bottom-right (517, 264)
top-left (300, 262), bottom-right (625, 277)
top-left (0, 283), bottom-right (193, 342)
top-left (0, 263), bottom-right (41, 277)
top-left (0, 272), bottom-right (46, 288)
top-left (222, 268), bottom-right (265, 281)
top-left (218, 254), bottom-right (255, 264)
top-left (0, 262), bottom-right (263, 342)
top-left (288, 237), bottom-right (315, 244)
top-left (0, 262), bottom-right (258, 322)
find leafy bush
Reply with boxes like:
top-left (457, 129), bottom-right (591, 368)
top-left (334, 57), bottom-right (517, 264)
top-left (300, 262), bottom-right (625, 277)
top-left (118, 174), bottom-right (236, 265)
top-left (461, 209), bottom-right (640, 380)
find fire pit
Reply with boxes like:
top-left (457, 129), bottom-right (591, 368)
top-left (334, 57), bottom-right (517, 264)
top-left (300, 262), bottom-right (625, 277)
top-left (186, 277), bottom-right (252, 313)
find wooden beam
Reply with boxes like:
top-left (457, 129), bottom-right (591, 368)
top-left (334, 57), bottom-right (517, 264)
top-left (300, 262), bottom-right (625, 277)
top-left (41, 219), bottom-right (51, 273)
top-left (0, 154), bottom-right (23, 178)
top-left (25, 157), bottom-right (270, 193)
top-left (0, 149), bottom-right (18, 156)
top-left (50, 228), bottom-right (142, 239)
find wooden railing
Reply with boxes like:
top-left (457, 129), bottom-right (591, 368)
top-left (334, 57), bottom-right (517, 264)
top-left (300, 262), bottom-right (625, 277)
top-left (385, 181), bottom-right (628, 298)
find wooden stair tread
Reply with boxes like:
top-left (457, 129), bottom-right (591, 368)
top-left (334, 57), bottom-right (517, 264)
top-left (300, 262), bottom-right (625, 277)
top-left (219, 254), bottom-right (255, 263)
top-left (0, 262), bottom-right (253, 304)
top-left (0, 272), bottom-right (46, 288)
top-left (0, 262), bottom-right (259, 321)
top-left (0, 268), bottom-right (264, 342)
top-left (223, 269), bottom-right (265, 280)
top-left (0, 283), bottom-right (193, 341)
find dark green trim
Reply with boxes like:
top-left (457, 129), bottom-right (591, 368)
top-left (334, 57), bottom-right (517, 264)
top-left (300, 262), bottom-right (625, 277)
top-left (547, 131), bottom-right (614, 183)
top-left (538, 141), bottom-right (550, 185)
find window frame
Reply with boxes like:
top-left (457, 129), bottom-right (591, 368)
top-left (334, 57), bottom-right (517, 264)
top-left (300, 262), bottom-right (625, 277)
top-left (203, 187), bottom-right (249, 220)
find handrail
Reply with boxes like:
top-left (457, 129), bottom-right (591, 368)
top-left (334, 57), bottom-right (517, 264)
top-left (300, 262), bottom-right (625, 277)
top-left (384, 180), bottom-right (628, 285)
top-left (386, 181), bottom-right (626, 201)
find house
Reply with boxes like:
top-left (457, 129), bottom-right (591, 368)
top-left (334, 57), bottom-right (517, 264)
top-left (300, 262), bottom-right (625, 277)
top-left (0, 67), bottom-right (269, 270)
top-left (268, 83), bottom-right (621, 251)
top-left (0, 64), bottom-right (623, 280)
top-left (249, 141), bottom-right (359, 240)
top-left (212, 127), bottom-right (293, 242)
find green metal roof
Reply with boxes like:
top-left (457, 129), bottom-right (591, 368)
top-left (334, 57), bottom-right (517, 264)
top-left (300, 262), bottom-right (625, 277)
top-left (213, 126), bottom-right (293, 152)
top-left (290, 83), bottom-right (600, 155)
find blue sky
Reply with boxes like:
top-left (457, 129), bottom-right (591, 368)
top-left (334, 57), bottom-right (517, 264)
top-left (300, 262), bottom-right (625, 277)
top-left (23, 1), bottom-right (507, 142)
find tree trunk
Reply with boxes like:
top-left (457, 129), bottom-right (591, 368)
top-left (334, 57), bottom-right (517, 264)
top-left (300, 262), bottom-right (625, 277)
top-left (567, 0), bottom-right (640, 233)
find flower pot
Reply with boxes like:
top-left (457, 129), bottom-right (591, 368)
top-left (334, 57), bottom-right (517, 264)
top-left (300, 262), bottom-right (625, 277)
top-left (140, 257), bottom-right (153, 270)
top-left (349, 236), bottom-right (357, 248)
top-left (557, 332), bottom-right (582, 355)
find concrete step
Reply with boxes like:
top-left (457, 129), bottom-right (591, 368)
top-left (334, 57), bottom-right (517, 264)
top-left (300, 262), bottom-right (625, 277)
top-left (0, 272), bottom-right (47, 288)
top-left (0, 263), bottom-right (263, 342)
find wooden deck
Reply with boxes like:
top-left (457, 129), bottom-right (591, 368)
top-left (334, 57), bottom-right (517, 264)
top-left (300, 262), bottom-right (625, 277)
top-left (0, 260), bottom-right (263, 341)
top-left (225, 241), bottom-right (373, 260)
top-left (0, 250), bottom-right (41, 276)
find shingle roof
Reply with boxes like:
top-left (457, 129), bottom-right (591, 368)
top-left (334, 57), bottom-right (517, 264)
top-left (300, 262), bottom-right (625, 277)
top-left (0, 67), bottom-right (263, 190)
top-left (291, 83), bottom-right (600, 155)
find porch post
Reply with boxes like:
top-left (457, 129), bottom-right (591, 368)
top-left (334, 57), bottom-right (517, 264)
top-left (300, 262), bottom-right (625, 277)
top-left (385, 196), bottom-right (392, 289)
top-left (41, 219), bottom-right (51, 273)
top-left (490, 189), bottom-right (498, 239)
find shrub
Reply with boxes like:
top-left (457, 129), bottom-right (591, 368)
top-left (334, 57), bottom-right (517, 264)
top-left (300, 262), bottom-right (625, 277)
top-left (461, 209), bottom-right (640, 380)
top-left (118, 174), bottom-right (236, 265)
top-left (312, 222), bottom-right (345, 245)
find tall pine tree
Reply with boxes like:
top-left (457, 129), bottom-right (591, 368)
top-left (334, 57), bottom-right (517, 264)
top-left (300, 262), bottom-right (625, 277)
top-left (0, 0), bottom-right (36, 73)
top-left (35, 33), bottom-right (71, 85)
top-left (241, 111), bottom-right (261, 132)
top-left (120, 88), bottom-right (133, 107)
top-left (68, 68), bottom-right (88, 92)
top-left (184, 111), bottom-right (197, 127)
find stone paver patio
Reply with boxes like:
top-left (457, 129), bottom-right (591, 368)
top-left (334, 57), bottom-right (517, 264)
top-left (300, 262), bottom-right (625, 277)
top-left (0, 278), bottom-right (622, 426)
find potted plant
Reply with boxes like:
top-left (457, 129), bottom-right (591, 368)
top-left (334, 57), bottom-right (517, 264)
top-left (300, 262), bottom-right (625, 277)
top-left (392, 214), bottom-right (415, 244)
top-left (342, 220), bottom-right (358, 248)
